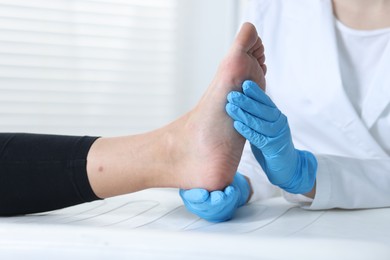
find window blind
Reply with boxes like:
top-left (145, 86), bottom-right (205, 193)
top-left (0, 0), bottom-right (178, 136)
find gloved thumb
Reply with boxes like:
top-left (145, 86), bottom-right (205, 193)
top-left (233, 172), bottom-right (251, 207)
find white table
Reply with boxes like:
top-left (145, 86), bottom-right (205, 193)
top-left (1, 189), bottom-right (389, 259)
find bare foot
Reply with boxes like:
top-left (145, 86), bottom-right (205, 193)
top-left (169, 22), bottom-right (266, 191)
top-left (86, 23), bottom-right (266, 198)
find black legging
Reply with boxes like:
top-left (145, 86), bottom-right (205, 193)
top-left (0, 133), bottom-right (101, 216)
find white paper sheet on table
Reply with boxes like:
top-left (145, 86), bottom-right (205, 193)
top-left (1, 188), bottom-right (390, 259)
top-left (0, 188), bottom-right (305, 233)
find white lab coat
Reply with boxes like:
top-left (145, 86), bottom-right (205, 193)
top-left (238, 0), bottom-right (390, 210)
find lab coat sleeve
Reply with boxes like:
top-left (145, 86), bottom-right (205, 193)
top-left (294, 155), bottom-right (390, 210)
top-left (238, 142), bottom-right (280, 202)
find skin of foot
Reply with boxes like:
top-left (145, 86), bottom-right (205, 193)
top-left (165, 22), bottom-right (266, 191)
top-left (86, 22), bottom-right (266, 198)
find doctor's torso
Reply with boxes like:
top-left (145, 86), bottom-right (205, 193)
top-left (243, 0), bottom-right (390, 158)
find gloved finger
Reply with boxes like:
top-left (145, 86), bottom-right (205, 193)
top-left (242, 80), bottom-right (277, 107)
top-left (223, 185), bottom-right (239, 202)
top-left (180, 191), bottom-right (212, 212)
top-left (224, 185), bottom-right (235, 196)
top-left (227, 91), bottom-right (280, 122)
top-left (233, 120), bottom-right (268, 149)
top-left (224, 185), bottom-right (244, 209)
top-left (226, 103), bottom-right (262, 131)
top-left (179, 188), bottom-right (210, 203)
top-left (227, 103), bottom-right (286, 137)
top-left (210, 190), bottom-right (228, 206)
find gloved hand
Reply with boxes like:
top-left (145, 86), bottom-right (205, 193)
top-left (225, 80), bottom-right (317, 194)
top-left (180, 172), bottom-right (250, 222)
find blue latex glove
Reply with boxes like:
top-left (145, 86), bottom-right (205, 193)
top-left (180, 172), bottom-right (250, 222)
top-left (225, 80), bottom-right (317, 194)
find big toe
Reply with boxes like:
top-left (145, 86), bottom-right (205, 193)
top-left (234, 22), bottom-right (259, 52)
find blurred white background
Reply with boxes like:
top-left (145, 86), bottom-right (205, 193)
top-left (0, 0), bottom-right (248, 136)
